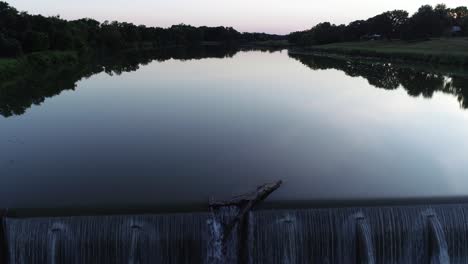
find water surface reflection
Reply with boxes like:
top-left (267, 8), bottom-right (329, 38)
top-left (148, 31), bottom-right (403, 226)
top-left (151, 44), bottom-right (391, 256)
top-left (1, 47), bottom-right (468, 211)
top-left (289, 53), bottom-right (468, 109)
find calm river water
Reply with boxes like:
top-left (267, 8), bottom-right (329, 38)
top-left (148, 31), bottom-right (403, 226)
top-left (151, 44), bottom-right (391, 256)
top-left (1, 46), bottom-right (468, 210)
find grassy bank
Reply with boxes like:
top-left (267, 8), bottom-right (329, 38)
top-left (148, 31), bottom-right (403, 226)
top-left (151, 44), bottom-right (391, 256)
top-left (298, 38), bottom-right (468, 65)
top-left (0, 58), bottom-right (22, 80)
top-left (25, 51), bottom-right (79, 67)
top-left (0, 51), bottom-right (80, 81)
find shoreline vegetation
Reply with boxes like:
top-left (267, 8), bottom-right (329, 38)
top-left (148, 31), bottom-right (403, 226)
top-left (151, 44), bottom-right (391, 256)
top-left (2, 45), bottom-right (468, 119)
top-left (0, 50), bottom-right (79, 80)
top-left (0, 41), bottom-right (291, 81)
top-left (288, 4), bottom-right (468, 65)
top-left (290, 38), bottom-right (468, 66)
top-left (1, 2), bottom-right (468, 81)
top-left (0, 0), bottom-right (288, 80)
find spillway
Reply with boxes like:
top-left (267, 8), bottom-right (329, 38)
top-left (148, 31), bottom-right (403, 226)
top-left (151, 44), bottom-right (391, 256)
top-left (2, 204), bottom-right (467, 263)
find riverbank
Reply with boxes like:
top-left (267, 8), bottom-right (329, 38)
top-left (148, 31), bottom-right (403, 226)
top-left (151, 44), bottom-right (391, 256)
top-left (288, 50), bottom-right (468, 78)
top-left (295, 38), bottom-right (468, 66)
top-left (0, 42), bottom-right (286, 82)
top-left (243, 39), bottom-right (290, 48)
top-left (0, 59), bottom-right (21, 80)
top-left (0, 51), bottom-right (80, 81)
top-left (0, 46), bottom-right (180, 82)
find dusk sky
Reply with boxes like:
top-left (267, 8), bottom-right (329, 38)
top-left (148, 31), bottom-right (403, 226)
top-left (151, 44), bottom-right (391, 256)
top-left (7, 0), bottom-right (468, 34)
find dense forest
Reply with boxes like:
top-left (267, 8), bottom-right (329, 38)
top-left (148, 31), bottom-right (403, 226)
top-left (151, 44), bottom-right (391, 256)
top-left (0, 1), bottom-right (284, 58)
top-left (289, 4), bottom-right (468, 45)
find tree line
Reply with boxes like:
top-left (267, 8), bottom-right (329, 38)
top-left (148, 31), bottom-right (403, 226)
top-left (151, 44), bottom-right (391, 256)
top-left (0, 1), bottom-right (284, 58)
top-left (289, 4), bottom-right (468, 45)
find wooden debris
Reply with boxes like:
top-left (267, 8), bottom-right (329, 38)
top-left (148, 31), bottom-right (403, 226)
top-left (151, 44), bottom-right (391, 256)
top-left (209, 180), bottom-right (282, 242)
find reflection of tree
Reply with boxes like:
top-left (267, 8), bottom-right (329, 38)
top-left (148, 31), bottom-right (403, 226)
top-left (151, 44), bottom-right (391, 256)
top-left (346, 63), bottom-right (401, 90)
top-left (397, 71), bottom-right (444, 98)
top-left (445, 76), bottom-right (468, 108)
top-left (101, 45), bottom-right (240, 76)
top-left (0, 45), bottom-right (242, 117)
top-left (0, 64), bottom-right (102, 117)
top-left (289, 53), bottom-right (468, 109)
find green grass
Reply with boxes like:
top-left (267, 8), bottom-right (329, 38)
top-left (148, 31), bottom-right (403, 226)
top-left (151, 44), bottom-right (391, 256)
top-left (304, 38), bottom-right (468, 65)
top-left (0, 58), bottom-right (23, 80)
top-left (0, 58), bottom-right (19, 68)
top-left (25, 50), bottom-right (78, 67)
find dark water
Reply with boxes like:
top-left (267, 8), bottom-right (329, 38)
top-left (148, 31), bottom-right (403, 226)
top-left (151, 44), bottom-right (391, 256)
top-left (1, 46), bottom-right (468, 210)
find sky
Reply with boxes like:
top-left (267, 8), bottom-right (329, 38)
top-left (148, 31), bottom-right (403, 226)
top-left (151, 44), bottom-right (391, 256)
top-left (7, 0), bottom-right (468, 34)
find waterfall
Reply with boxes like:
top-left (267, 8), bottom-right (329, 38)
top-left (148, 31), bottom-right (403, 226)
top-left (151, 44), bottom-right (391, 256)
top-left (3, 204), bottom-right (468, 263)
top-left (5, 214), bottom-right (211, 264)
top-left (207, 206), bottom-right (239, 264)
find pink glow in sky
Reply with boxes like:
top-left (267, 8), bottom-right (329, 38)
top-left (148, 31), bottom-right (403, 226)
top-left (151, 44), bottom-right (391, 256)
top-left (7, 0), bottom-right (468, 34)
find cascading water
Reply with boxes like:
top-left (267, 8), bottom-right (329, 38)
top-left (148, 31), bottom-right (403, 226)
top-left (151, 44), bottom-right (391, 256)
top-left (5, 214), bottom-right (213, 264)
top-left (3, 204), bottom-right (468, 263)
top-left (1, 212), bottom-right (6, 263)
top-left (207, 206), bottom-right (239, 264)
top-left (248, 205), bottom-right (464, 264)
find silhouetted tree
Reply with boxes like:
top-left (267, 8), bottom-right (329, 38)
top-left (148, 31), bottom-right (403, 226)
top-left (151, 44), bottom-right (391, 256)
top-left (402, 5), bottom-right (451, 39)
top-left (0, 1), bottom-right (282, 58)
top-left (367, 11), bottom-right (408, 39)
top-left (344, 20), bottom-right (369, 41)
top-left (0, 33), bottom-right (22, 56)
top-left (22, 31), bottom-right (49, 52)
top-left (289, 4), bottom-right (466, 45)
